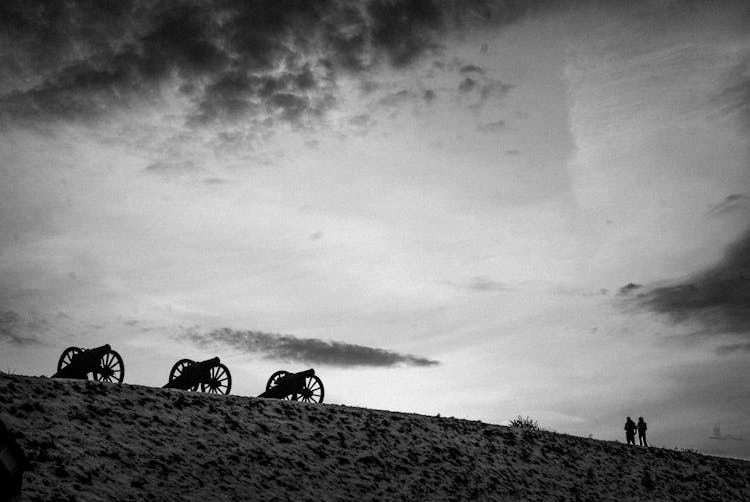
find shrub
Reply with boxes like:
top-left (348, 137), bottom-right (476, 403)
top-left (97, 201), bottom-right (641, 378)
top-left (509, 415), bottom-right (541, 430)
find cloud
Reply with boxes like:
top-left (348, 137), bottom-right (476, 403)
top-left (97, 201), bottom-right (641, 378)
top-left (190, 68), bottom-right (333, 126)
top-left (144, 161), bottom-right (204, 176)
top-left (618, 283), bottom-right (643, 295)
top-left (633, 229), bottom-right (750, 338)
top-left (0, 310), bottom-right (44, 346)
top-left (0, 1), bottom-right (436, 127)
top-left (182, 327), bottom-right (440, 367)
top-left (457, 73), bottom-right (513, 110)
top-left (458, 77), bottom-right (477, 94)
top-left (466, 276), bottom-right (510, 292)
top-left (459, 64), bottom-right (484, 75)
top-left (477, 120), bottom-right (506, 133)
top-left (715, 342), bottom-right (750, 355)
top-left (713, 59), bottom-right (750, 129)
top-left (367, 0), bottom-right (443, 68)
top-left (0, 0), bottom-right (542, 130)
top-left (707, 193), bottom-right (750, 217)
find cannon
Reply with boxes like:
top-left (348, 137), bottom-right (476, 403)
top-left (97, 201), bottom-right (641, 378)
top-left (52, 344), bottom-right (124, 383)
top-left (258, 369), bottom-right (324, 403)
top-left (163, 357), bottom-right (232, 394)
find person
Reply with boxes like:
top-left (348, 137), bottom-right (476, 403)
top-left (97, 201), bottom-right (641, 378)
top-left (624, 417), bottom-right (637, 445)
top-left (637, 417), bottom-right (648, 446)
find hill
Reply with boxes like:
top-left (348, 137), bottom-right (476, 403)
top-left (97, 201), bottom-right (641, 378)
top-left (1, 373), bottom-right (749, 501)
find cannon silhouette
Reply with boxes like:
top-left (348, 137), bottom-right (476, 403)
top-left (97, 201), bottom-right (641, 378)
top-left (162, 357), bottom-right (232, 395)
top-left (258, 369), bottom-right (324, 403)
top-left (52, 344), bottom-right (124, 383)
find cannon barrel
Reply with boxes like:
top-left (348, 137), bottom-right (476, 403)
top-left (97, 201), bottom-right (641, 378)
top-left (185, 357), bottom-right (221, 373)
top-left (85, 344), bottom-right (112, 359)
top-left (202, 357), bottom-right (221, 368)
top-left (296, 368), bottom-right (315, 379)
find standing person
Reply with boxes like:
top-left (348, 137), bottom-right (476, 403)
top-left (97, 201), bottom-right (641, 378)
top-left (624, 417), bottom-right (637, 445)
top-left (637, 417), bottom-right (648, 446)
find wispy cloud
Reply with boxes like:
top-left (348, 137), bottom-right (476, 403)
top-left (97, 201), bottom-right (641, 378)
top-left (0, 310), bottom-right (44, 346)
top-left (477, 120), bottom-right (506, 133)
top-left (715, 342), bottom-right (750, 355)
top-left (144, 160), bottom-right (205, 177)
top-left (466, 276), bottom-right (511, 292)
top-left (182, 327), bottom-right (440, 367)
top-left (707, 193), bottom-right (750, 217)
top-left (712, 63), bottom-right (750, 128)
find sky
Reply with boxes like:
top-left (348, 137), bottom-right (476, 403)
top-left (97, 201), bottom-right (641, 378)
top-left (1, 0), bottom-right (749, 459)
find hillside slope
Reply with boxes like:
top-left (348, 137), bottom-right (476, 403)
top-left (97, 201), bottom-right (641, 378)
top-left (1, 373), bottom-right (748, 501)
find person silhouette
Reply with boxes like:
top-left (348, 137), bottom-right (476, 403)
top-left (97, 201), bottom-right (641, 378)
top-left (624, 417), bottom-right (637, 445)
top-left (637, 417), bottom-right (648, 446)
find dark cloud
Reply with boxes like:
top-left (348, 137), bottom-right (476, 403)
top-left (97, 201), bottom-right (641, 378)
top-left (0, 0), bottom-right (543, 129)
top-left (182, 327), bottom-right (440, 367)
top-left (367, 0), bottom-right (443, 67)
top-left (707, 193), bottom-right (750, 217)
top-left (1, 1), bottom-right (334, 126)
top-left (144, 160), bottom-right (203, 176)
top-left (618, 282), bottom-right (643, 295)
top-left (190, 72), bottom-right (259, 124)
top-left (715, 342), bottom-right (750, 355)
top-left (459, 64), bottom-right (484, 74)
top-left (458, 77), bottom-right (477, 93)
top-left (191, 68), bottom-right (333, 126)
top-left (0, 310), bottom-right (44, 346)
top-left (321, 4), bottom-right (371, 72)
top-left (634, 229), bottom-right (750, 338)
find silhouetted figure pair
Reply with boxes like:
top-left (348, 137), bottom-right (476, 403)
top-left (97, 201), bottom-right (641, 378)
top-left (624, 416), bottom-right (648, 446)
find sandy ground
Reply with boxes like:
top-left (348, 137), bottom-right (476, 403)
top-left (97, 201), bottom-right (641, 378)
top-left (1, 373), bottom-right (749, 501)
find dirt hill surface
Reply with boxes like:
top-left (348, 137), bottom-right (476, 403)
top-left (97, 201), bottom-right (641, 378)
top-left (1, 373), bottom-right (749, 501)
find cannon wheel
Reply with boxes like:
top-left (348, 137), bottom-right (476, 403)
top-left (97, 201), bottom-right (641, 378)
top-left (201, 363), bottom-right (231, 395)
top-left (266, 370), bottom-right (290, 391)
top-left (57, 346), bottom-right (82, 373)
top-left (92, 350), bottom-right (125, 384)
top-left (298, 374), bottom-right (324, 403)
top-left (169, 359), bottom-right (198, 391)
